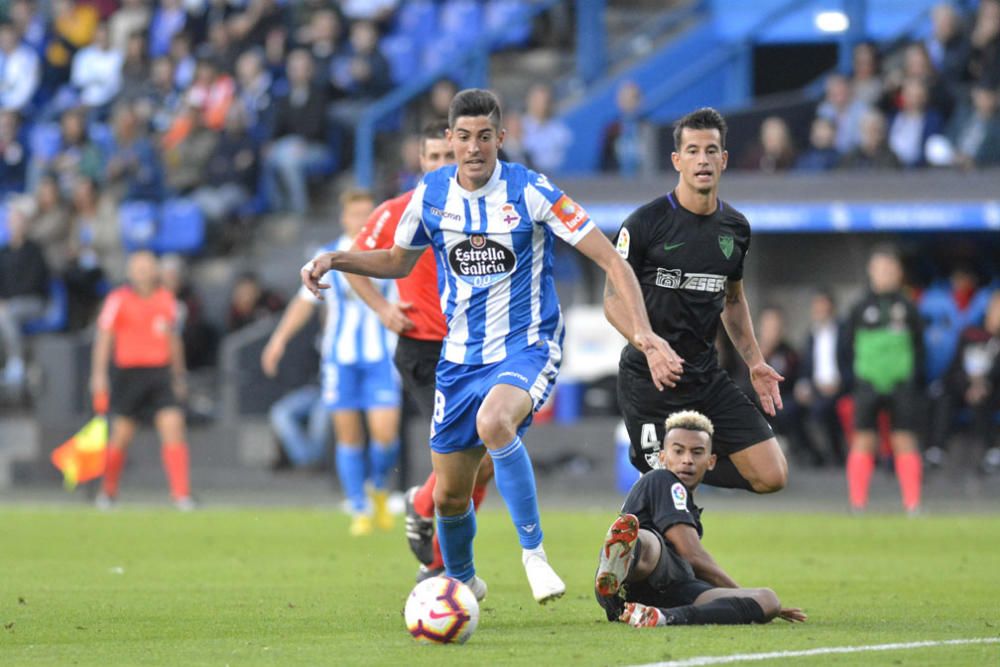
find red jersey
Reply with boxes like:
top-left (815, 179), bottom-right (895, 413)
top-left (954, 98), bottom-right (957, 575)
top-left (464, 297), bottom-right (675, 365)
top-left (355, 190), bottom-right (447, 341)
top-left (97, 286), bottom-right (178, 368)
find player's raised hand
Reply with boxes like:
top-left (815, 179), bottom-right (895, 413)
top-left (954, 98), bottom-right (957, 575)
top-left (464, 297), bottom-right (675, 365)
top-left (750, 361), bottom-right (784, 416)
top-left (778, 607), bottom-right (807, 623)
top-left (377, 301), bottom-right (415, 334)
top-left (634, 331), bottom-right (684, 390)
top-left (300, 254), bottom-right (334, 299)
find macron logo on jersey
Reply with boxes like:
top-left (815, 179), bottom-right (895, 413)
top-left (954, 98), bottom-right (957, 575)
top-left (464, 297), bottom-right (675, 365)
top-left (655, 268), bottom-right (726, 293)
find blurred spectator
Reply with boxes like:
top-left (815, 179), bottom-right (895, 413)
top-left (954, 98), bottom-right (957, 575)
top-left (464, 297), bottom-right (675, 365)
top-left (168, 31), bottom-right (197, 91)
top-left (926, 3), bottom-right (970, 87)
top-left (163, 103), bottom-right (218, 194)
top-left (263, 25), bottom-right (289, 83)
top-left (340, 0), bottom-right (398, 23)
top-left (845, 246), bottom-right (925, 513)
top-left (883, 42), bottom-right (953, 119)
top-left (109, 0), bottom-right (151, 55)
top-left (106, 103), bottom-right (164, 201)
top-left (119, 32), bottom-right (152, 102)
top-left (149, 0), bottom-right (188, 59)
top-left (406, 77), bottom-right (456, 136)
top-left (68, 175), bottom-right (122, 286)
top-left (204, 21), bottom-right (238, 73)
top-left (393, 134), bottom-right (421, 193)
top-left (184, 56), bottom-right (236, 131)
top-left (522, 82), bottom-right (572, 173)
top-left (192, 105), bottom-right (258, 234)
top-left (0, 21), bottom-right (41, 112)
top-left (838, 109), bottom-right (902, 170)
top-left (263, 49), bottom-right (331, 215)
top-left (600, 80), bottom-right (656, 176)
top-left (795, 289), bottom-right (851, 466)
top-left (70, 22), bottom-right (123, 116)
top-left (851, 41), bottom-right (883, 107)
top-left (938, 290), bottom-right (1000, 474)
top-left (0, 109), bottom-right (28, 196)
top-left (8, 0), bottom-right (47, 56)
top-left (269, 384), bottom-right (329, 470)
top-left (235, 49), bottom-right (275, 144)
top-left (33, 108), bottom-right (105, 194)
top-left (161, 253), bottom-right (218, 370)
top-left (943, 83), bottom-right (1000, 168)
top-left (498, 108), bottom-right (529, 165)
top-left (137, 57), bottom-right (182, 133)
top-left (816, 73), bottom-right (868, 154)
top-left (226, 271), bottom-right (284, 332)
top-left (298, 8), bottom-right (344, 90)
top-left (44, 0), bottom-right (100, 89)
top-left (968, 0), bottom-right (1000, 86)
top-left (0, 203), bottom-right (50, 388)
top-left (794, 117), bottom-right (840, 171)
top-left (329, 19), bottom-right (392, 123)
top-left (888, 78), bottom-right (945, 167)
top-left (739, 115), bottom-right (797, 173)
top-left (29, 174), bottom-right (73, 274)
top-left (755, 305), bottom-right (824, 467)
top-left (229, 0), bottom-right (288, 50)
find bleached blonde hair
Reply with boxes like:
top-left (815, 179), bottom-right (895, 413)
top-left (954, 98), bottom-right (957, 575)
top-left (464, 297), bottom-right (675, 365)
top-left (663, 410), bottom-right (714, 438)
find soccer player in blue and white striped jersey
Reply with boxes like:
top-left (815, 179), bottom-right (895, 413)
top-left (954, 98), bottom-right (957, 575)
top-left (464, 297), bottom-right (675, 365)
top-left (265, 189), bottom-right (402, 536)
top-left (303, 90), bottom-right (683, 605)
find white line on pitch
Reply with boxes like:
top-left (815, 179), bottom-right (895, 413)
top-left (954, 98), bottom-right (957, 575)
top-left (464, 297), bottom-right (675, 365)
top-left (629, 637), bottom-right (1000, 667)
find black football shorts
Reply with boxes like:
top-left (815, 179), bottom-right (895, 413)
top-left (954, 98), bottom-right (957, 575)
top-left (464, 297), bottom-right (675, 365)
top-left (852, 379), bottom-right (921, 432)
top-left (110, 366), bottom-right (180, 420)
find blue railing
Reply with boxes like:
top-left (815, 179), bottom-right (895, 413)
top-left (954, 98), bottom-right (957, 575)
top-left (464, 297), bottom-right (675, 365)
top-left (354, 0), bottom-right (563, 189)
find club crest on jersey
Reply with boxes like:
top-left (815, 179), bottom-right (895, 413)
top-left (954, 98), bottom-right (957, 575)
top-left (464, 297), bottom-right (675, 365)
top-left (501, 203), bottom-right (521, 230)
top-left (449, 235), bottom-right (517, 288)
top-left (551, 194), bottom-right (588, 232)
top-left (616, 229), bottom-right (630, 259)
top-left (719, 235), bottom-right (734, 259)
top-left (671, 482), bottom-right (688, 510)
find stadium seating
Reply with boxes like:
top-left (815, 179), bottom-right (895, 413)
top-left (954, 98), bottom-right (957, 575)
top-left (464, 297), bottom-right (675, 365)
top-left (118, 199), bottom-right (158, 252)
top-left (0, 203), bottom-right (8, 246)
top-left (28, 123), bottom-right (62, 163)
top-left (154, 198), bottom-right (206, 255)
top-left (21, 279), bottom-right (69, 335)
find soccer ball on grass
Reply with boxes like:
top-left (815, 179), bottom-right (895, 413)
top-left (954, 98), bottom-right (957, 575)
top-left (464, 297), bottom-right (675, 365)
top-left (404, 576), bottom-right (479, 644)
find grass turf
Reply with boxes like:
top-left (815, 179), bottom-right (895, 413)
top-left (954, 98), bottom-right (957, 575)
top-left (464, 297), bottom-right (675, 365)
top-left (0, 506), bottom-right (998, 666)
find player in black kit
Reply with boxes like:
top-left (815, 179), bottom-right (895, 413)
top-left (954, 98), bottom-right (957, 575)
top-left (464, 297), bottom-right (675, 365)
top-left (594, 411), bottom-right (806, 627)
top-left (605, 107), bottom-right (788, 493)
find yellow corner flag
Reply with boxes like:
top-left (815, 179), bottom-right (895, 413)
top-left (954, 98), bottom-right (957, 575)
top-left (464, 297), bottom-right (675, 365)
top-left (50, 416), bottom-right (108, 490)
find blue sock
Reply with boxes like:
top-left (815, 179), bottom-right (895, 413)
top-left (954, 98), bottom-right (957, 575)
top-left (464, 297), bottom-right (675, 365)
top-left (437, 502), bottom-right (476, 582)
top-left (490, 436), bottom-right (543, 549)
top-left (335, 445), bottom-right (367, 513)
top-left (368, 439), bottom-right (399, 490)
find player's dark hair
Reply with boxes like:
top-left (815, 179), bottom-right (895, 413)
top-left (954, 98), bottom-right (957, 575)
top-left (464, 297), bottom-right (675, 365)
top-left (673, 107), bottom-right (727, 151)
top-left (448, 88), bottom-right (502, 130)
top-left (869, 243), bottom-right (901, 262)
top-left (420, 119), bottom-right (450, 146)
top-left (814, 286), bottom-right (836, 307)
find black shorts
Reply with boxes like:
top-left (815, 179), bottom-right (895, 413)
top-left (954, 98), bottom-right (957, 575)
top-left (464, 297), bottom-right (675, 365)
top-left (393, 336), bottom-right (442, 419)
top-left (623, 530), bottom-right (714, 609)
top-left (852, 379), bottom-right (921, 431)
top-left (618, 366), bottom-right (775, 472)
top-left (110, 366), bottom-right (179, 421)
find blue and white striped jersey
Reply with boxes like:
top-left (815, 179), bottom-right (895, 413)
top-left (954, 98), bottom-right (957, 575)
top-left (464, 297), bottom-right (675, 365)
top-left (299, 236), bottom-right (398, 365)
top-left (394, 161), bottom-right (594, 365)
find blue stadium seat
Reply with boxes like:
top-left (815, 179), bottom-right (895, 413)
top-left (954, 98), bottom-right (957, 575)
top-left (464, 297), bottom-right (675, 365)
top-left (119, 200), bottom-right (159, 252)
top-left (88, 122), bottom-right (115, 155)
top-left (28, 123), bottom-right (62, 162)
top-left (486, 0), bottom-right (533, 47)
top-left (154, 198), bottom-right (205, 255)
top-left (394, 0), bottom-right (438, 46)
top-left (381, 34), bottom-right (420, 84)
top-left (440, 0), bottom-right (484, 46)
top-left (21, 279), bottom-right (69, 335)
top-left (0, 203), bottom-right (8, 246)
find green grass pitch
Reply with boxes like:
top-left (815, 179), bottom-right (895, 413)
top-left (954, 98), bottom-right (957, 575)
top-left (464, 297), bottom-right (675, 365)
top-left (1, 506), bottom-right (998, 666)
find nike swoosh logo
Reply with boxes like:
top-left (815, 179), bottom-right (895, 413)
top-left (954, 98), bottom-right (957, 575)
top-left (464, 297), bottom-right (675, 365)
top-left (428, 610), bottom-right (457, 620)
top-left (663, 242), bottom-right (685, 251)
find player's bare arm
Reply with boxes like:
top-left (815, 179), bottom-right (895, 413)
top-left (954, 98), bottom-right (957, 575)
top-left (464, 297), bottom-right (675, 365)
top-left (260, 296), bottom-right (316, 377)
top-left (664, 522), bottom-right (739, 588)
top-left (301, 245), bottom-right (423, 298)
top-left (578, 228), bottom-right (684, 389)
top-left (721, 279), bottom-right (784, 415)
top-left (90, 327), bottom-right (113, 408)
top-left (344, 241), bottom-right (415, 335)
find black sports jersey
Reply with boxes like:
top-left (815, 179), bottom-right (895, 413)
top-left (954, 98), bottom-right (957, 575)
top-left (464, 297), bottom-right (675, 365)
top-left (614, 191), bottom-right (751, 390)
top-left (621, 469), bottom-right (703, 539)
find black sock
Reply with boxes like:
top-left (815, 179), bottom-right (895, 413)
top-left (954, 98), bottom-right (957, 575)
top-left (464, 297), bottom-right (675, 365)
top-left (662, 597), bottom-right (766, 625)
top-left (702, 456), bottom-right (754, 491)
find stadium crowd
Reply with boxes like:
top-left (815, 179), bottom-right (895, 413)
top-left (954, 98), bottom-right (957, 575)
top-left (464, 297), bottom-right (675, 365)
top-left (0, 0), bottom-right (997, 481)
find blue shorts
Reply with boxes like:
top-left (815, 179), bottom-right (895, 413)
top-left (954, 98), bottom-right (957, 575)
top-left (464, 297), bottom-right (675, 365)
top-left (429, 340), bottom-right (561, 454)
top-left (321, 359), bottom-right (401, 412)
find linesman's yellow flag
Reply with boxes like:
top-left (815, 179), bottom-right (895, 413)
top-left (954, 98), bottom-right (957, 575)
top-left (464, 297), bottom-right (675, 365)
top-left (50, 417), bottom-right (108, 490)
